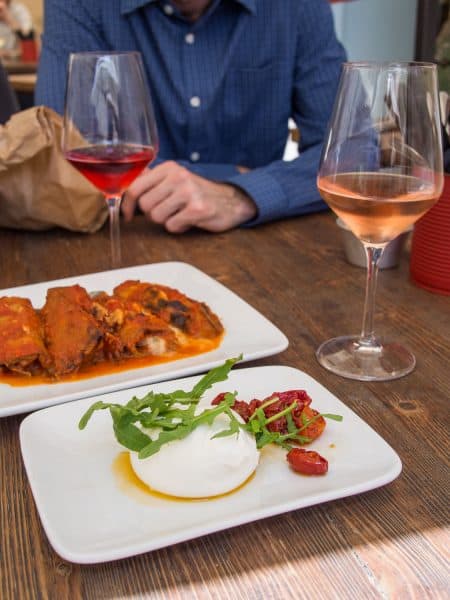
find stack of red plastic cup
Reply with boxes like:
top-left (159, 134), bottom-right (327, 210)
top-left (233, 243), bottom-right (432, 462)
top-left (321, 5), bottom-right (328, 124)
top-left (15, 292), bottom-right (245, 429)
top-left (410, 174), bottom-right (450, 295)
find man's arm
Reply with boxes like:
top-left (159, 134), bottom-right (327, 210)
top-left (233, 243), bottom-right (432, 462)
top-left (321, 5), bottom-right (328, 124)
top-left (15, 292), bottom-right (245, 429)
top-left (218, 0), bottom-right (346, 225)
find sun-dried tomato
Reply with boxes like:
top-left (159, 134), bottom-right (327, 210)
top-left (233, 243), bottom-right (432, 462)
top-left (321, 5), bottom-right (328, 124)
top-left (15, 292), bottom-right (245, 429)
top-left (248, 398), bottom-right (262, 417)
top-left (286, 448), bottom-right (328, 475)
top-left (269, 390), bottom-right (312, 408)
top-left (211, 393), bottom-right (253, 421)
top-left (211, 392), bottom-right (227, 405)
top-left (211, 389), bottom-right (322, 442)
top-left (262, 390), bottom-right (313, 435)
top-left (230, 400), bottom-right (253, 422)
top-left (299, 406), bottom-right (326, 441)
top-left (211, 393), bottom-right (262, 422)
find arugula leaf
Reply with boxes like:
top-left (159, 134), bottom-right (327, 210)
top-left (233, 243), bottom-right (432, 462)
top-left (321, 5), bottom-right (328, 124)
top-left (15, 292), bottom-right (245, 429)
top-left (265, 401), bottom-right (297, 425)
top-left (79, 401), bottom-right (120, 430)
top-left (139, 425), bottom-right (193, 459)
top-left (320, 413), bottom-right (343, 422)
top-left (111, 407), bottom-right (152, 452)
top-left (190, 355), bottom-right (242, 399)
top-left (138, 398), bottom-right (239, 458)
top-left (211, 420), bottom-right (240, 439)
top-left (78, 356), bottom-right (343, 462)
top-left (249, 419), bottom-right (261, 434)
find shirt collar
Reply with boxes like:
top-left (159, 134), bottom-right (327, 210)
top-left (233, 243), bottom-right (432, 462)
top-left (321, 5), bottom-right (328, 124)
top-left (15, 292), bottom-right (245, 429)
top-left (120, 0), bottom-right (256, 17)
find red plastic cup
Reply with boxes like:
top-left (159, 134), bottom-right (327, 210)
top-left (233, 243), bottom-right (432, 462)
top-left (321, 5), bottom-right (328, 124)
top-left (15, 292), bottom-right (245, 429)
top-left (410, 175), bottom-right (450, 295)
top-left (20, 39), bottom-right (38, 63)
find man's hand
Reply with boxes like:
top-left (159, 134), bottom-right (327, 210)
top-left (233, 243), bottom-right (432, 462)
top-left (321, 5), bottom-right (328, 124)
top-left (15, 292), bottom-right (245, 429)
top-left (122, 161), bottom-right (257, 233)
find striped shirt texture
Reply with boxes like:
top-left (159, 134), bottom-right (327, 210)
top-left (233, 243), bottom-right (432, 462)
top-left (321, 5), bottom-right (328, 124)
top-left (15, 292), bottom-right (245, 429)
top-left (36, 0), bottom-right (346, 225)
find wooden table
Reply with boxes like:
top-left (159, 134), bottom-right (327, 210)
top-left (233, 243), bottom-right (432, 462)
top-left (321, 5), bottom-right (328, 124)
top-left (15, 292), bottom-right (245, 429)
top-left (1, 57), bottom-right (37, 105)
top-left (0, 213), bottom-right (449, 599)
top-left (7, 72), bottom-right (36, 93)
top-left (1, 57), bottom-right (38, 74)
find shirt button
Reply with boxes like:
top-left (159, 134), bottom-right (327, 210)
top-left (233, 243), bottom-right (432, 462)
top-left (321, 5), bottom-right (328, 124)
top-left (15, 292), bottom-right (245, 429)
top-left (190, 96), bottom-right (201, 108)
top-left (185, 33), bottom-right (195, 44)
top-left (190, 151), bottom-right (200, 162)
top-left (163, 4), bottom-right (174, 15)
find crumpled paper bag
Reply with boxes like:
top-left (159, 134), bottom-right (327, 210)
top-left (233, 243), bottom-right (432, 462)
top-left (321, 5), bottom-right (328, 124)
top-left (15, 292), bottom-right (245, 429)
top-left (0, 106), bottom-right (107, 232)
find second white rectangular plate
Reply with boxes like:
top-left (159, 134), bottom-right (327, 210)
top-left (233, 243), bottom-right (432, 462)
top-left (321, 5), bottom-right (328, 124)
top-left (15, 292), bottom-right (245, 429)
top-left (20, 365), bottom-right (402, 564)
top-left (0, 262), bottom-right (288, 417)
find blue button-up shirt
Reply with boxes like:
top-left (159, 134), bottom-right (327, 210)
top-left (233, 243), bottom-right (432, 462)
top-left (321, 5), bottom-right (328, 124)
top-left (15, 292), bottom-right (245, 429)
top-left (36, 0), bottom-right (346, 225)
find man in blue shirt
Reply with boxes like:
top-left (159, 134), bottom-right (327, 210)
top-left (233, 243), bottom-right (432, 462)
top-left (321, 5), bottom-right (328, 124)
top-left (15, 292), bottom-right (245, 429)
top-left (36, 0), bottom-right (346, 233)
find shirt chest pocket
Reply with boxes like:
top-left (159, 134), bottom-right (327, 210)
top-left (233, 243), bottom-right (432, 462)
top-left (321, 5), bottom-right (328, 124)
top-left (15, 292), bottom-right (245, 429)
top-left (220, 62), bottom-right (291, 153)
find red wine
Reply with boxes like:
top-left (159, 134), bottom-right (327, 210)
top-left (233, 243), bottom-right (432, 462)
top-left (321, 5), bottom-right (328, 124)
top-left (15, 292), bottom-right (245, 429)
top-left (66, 144), bottom-right (155, 196)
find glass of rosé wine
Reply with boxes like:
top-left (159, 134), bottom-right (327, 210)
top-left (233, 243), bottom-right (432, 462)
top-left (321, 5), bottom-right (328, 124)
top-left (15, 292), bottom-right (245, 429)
top-left (63, 52), bottom-right (158, 268)
top-left (316, 62), bottom-right (443, 381)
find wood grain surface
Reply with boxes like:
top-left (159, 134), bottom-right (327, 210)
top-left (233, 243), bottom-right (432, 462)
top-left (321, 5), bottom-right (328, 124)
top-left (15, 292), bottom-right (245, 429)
top-left (8, 73), bottom-right (36, 93)
top-left (0, 213), bottom-right (449, 599)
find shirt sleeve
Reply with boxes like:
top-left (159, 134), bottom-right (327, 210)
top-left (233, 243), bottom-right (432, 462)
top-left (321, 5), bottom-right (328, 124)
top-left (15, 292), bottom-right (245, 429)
top-left (229, 0), bottom-right (346, 225)
top-left (150, 156), bottom-right (240, 180)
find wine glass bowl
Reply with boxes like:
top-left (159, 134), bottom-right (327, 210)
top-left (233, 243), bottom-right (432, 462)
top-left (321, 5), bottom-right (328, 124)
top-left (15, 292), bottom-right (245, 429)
top-left (316, 62), bottom-right (443, 381)
top-left (63, 52), bottom-right (158, 268)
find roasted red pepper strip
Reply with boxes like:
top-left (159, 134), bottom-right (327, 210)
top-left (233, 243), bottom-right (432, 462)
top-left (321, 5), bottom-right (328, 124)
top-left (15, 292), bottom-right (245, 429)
top-left (286, 448), bottom-right (328, 475)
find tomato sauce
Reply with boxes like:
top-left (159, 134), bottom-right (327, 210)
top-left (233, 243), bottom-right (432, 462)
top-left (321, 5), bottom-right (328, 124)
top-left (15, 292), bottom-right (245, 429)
top-left (112, 451), bottom-right (255, 504)
top-left (0, 335), bottom-right (223, 387)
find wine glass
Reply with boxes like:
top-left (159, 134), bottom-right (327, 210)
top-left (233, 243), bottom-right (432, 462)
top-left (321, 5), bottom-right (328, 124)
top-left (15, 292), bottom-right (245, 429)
top-left (63, 52), bottom-right (158, 268)
top-left (316, 62), bottom-right (444, 381)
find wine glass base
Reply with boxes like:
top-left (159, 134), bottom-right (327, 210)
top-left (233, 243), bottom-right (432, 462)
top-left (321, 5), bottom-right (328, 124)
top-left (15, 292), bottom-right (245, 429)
top-left (316, 335), bottom-right (416, 381)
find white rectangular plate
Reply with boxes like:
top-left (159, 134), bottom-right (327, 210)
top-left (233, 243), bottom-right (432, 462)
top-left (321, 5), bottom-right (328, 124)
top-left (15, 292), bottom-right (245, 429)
top-left (0, 262), bottom-right (288, 417)
top-left (20, 365), bottom-right (402, 564)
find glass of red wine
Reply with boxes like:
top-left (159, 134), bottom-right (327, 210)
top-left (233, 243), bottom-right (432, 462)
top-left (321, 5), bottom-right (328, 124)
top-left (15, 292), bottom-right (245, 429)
top-left (63, 52), bottom-right (158, 268)
top-left (316, 62), bottom-right (443, 381)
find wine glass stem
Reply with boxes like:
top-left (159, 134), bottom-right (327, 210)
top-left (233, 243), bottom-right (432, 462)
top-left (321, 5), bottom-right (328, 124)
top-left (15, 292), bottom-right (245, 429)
top-left (106, 195), bottom-right (122, 268)
top-left (359, 245), bottom-right (385, 347)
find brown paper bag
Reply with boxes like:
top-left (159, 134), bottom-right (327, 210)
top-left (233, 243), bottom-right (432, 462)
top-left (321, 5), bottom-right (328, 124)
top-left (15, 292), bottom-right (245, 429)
top-left (0, 106), bottom-right (107, 232)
